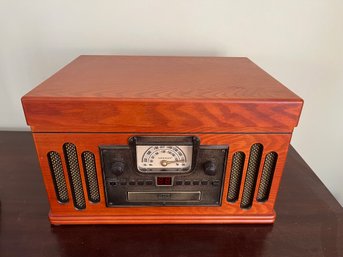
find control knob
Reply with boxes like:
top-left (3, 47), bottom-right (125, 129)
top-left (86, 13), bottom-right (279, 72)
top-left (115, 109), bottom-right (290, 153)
top-left (203, 161), bottom-right (217, 176)
top-left (111, 161), bottom-right (125, 176)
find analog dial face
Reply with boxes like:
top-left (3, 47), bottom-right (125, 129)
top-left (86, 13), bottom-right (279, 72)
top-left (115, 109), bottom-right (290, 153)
top-left (136, 145), bottom-right (192, 173)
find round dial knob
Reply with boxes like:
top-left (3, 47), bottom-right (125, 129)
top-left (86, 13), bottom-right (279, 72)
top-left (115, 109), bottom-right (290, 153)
top-left (111, 161), bottom-right (125, 176)
top-left (203, 161), bottom-right (217, 176)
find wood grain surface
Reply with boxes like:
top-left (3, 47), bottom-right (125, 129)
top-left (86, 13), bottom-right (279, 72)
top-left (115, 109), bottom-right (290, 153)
top-left (32, 132), bottom-right (291, 224)
top-left (21, 56), bottom-right (303, 132)
top-left (0, 132), bottom-right (342, 257)
top-left (22, 56), bottom-right (300, 100)
top-left (23, 99), bottom-right (302, 133)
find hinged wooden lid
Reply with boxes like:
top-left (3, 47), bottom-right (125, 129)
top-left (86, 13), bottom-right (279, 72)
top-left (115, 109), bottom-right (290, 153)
top-left (22, 55), bottom-right (303, 133)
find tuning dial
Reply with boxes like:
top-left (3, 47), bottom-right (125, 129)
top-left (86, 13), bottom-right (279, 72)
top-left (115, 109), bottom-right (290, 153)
top-left (203, 161), bottom-right (217, 176)
top-left (111, 161), bottom-right (125, 176)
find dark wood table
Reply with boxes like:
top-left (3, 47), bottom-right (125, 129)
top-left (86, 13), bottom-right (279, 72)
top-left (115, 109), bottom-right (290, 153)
top-left (0, 132), bottom-right (342, 257)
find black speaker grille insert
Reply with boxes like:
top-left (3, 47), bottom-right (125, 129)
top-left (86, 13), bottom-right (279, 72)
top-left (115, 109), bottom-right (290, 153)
top-left (240, 143), bottom-right (263, 209)
top-left (47, 151), bottom-right (69, 203)
top-left (257, 152), bottom-right (278, 202)
top-left (63, 143), bottom-right (86, 210)
top-left (82, 151), bottom-right (100, 203)
top-left (227, 151), bottom-right (245, 203)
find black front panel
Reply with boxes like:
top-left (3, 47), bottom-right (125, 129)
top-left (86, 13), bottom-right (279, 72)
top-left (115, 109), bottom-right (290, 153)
top-left (100, 144), bottom-right (228, 207)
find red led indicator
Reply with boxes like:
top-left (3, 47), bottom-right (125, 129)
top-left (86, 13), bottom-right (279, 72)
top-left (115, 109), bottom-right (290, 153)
top-left (157, 177), bottom-right (172, 186)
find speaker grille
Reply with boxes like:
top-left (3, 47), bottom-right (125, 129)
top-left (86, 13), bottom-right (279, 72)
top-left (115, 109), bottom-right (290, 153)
top-left (63, 143), bottom-right (86, 210)
top-left (82, 151), bottom-right (100, 203)
top-left (257, 152), bottom-right (278, 202)
top-left (227, 151), bottom-right (245, 203)
top-left (240, 143), bottom-right (263, 209)
top-left (47, 151), bottom-right (69, 203)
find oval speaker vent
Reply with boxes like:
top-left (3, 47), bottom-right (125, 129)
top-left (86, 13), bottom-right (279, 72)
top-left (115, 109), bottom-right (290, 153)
top-left (47, 151), bottom-right (69, 203)
top-left (82, 151), bottom-right (100, 203)
top-left (63, 143), bottom-right (86, 210)
top-left (227, 151), bottom-right (245, 203)
top-left (240, 143), bottom-right (263, 209)
top-left (257, 152), bottom-right (278, 202)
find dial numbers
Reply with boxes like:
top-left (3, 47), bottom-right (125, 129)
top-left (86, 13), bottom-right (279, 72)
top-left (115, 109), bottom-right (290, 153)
top-left (136, 145), bottom-right (192, 173)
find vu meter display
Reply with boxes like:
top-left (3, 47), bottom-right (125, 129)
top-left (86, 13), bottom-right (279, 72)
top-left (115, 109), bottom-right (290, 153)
top-left (136, 145), bottom-right (193, 173)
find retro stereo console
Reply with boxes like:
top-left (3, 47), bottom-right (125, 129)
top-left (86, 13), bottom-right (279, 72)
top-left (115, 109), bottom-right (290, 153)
top-left (21, 56), bottom-right (303, 224)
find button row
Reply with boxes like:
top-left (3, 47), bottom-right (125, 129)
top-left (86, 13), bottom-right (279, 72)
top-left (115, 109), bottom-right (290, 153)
top-left (175, 180), bottom-right (221, 186)
top-left (109, 180), bottom-right (154, 186)
top-left (109, 179), bottom-right (221, 187)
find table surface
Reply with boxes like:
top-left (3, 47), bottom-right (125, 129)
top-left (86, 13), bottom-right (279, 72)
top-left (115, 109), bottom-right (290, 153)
top-left (0, 131), bottom-right (342, 257)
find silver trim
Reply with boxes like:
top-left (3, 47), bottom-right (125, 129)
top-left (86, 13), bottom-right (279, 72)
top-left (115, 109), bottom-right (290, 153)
top-left (127, 191), bottom-right (201, 202)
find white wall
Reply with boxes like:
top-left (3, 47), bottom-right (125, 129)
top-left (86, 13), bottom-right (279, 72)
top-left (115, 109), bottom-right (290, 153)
top-left (1, 1), bottom-right (342, 205)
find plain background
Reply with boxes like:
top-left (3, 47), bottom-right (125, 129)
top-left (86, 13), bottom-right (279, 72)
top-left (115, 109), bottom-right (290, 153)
top-left (1, 1), bottom-right (342, 206)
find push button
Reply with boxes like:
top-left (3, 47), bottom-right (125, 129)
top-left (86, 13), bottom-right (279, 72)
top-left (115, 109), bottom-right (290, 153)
top-left (120, 179), bottom-right (127, 186)
top-left (145, 180), bottom-right (153, 186)
top-left (201, 180), bottom-right (208, 185)
top-left (175, 180), bottom-right (183, 186)
top-left (137, 180), bottom-right (144, 186)
top-left (184, 180), bottom-right (191, 186)
top-left (193, 180), bottom-right (199, 185)
top-left (212, 180), bottom-right (220, 186)
top-left (129, 180), bottom-right (136, 186)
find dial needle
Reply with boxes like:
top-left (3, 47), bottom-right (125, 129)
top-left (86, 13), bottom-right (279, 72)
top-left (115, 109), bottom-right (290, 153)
top-left (160, 160), bottom-right (184, 167)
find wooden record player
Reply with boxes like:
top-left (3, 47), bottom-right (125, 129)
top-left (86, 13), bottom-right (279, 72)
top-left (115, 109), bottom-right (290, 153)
top-left (21, 55), bottom-right (303, 224)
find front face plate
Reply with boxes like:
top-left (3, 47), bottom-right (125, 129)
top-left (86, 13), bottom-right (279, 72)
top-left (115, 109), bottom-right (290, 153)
top-left (136, 145), bottom-right (193, 173)
top-left (100, 136), bottom-right (228, 207)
